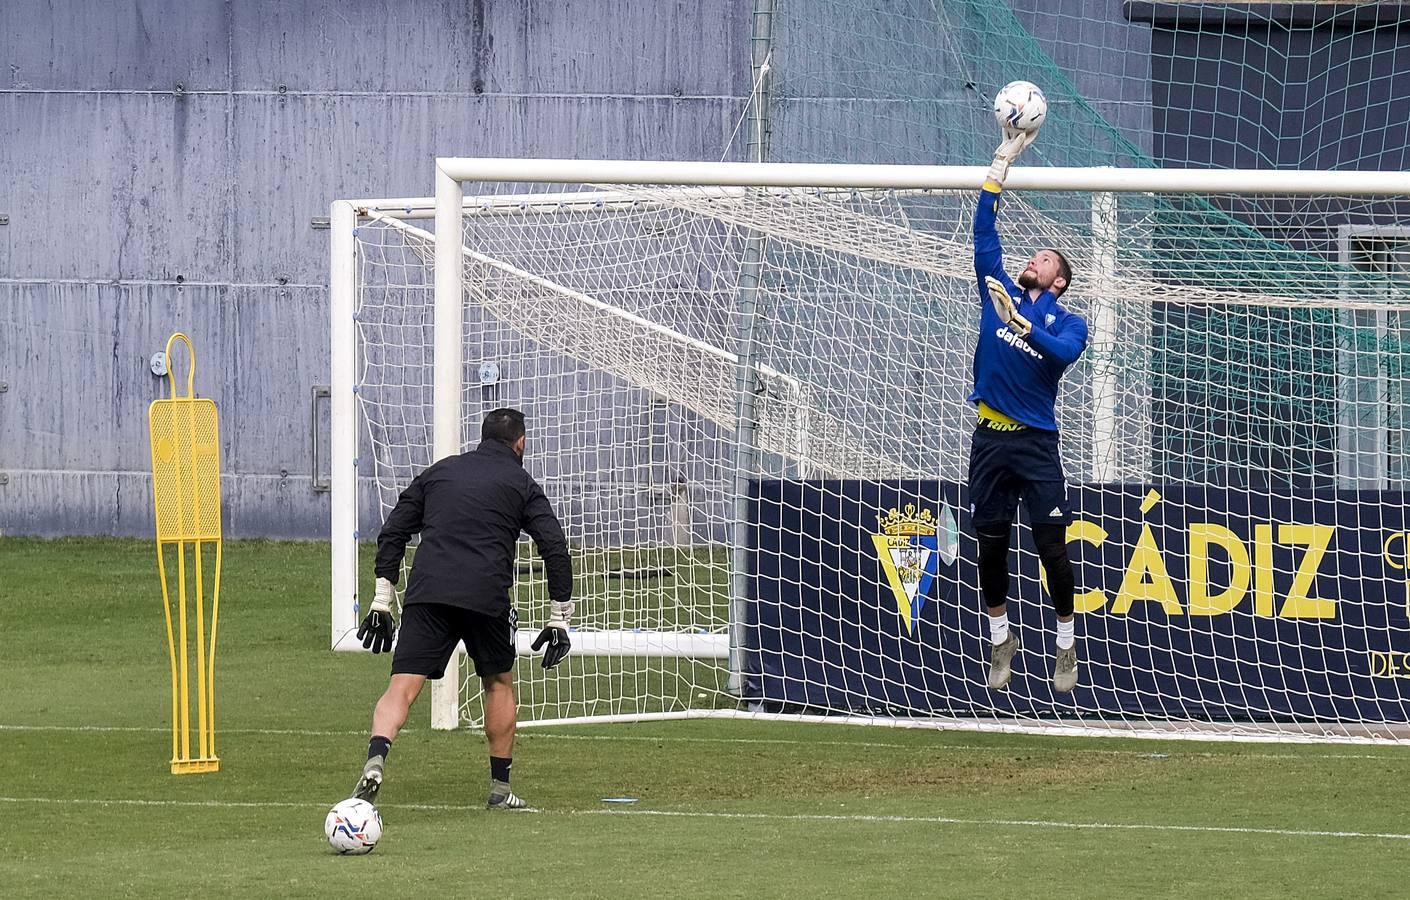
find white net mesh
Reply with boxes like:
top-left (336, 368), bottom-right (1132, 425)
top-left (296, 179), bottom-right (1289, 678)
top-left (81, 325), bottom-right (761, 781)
top-left (352, 178), bottom-right (1410, 742)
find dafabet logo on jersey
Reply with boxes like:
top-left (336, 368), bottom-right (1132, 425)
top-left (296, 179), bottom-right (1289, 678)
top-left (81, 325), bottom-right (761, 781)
top-left (872, 503), bottom-right (959, 634)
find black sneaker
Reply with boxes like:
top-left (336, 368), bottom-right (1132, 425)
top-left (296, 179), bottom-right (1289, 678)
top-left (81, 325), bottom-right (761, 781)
top-left (352, 755), bottom-right (384, 805)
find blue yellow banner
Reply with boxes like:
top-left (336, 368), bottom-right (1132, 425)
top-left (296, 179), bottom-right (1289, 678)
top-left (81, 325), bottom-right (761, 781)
top-left (744, 481), bottom-right (1410, 722)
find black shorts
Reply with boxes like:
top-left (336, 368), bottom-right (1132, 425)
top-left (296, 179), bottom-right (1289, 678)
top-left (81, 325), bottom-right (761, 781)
top-left (391, 603), bottom-right (518, 679)
top-left (967, 423), bottom-right (1072, 531)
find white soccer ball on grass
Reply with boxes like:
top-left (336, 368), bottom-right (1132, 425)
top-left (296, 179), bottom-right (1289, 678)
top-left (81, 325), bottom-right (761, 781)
top-left (993, 80), bottom-right (1048, 133)
top-left (325, 797), bottom-right (382, 855)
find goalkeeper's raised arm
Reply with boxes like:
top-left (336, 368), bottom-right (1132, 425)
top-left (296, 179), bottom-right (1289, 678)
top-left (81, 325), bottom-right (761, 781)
top-left (973, 129), bottom-right (1035, 299)
top-left (968, 130), bottom-right (1088, 431)
top-left (964, 120), bottom-right (1089, 698)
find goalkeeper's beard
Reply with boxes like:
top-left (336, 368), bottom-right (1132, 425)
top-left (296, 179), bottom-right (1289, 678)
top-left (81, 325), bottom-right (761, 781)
top-left (1017, 269), bottom-right (1040, 290)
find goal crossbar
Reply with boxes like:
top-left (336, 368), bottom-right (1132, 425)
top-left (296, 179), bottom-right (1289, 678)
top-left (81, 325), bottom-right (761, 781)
top-left (435, 157), bottom-right (1410, 195)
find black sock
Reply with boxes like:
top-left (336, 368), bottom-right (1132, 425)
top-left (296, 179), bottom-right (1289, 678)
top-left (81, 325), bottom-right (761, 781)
top-left (490, 756), bottom-right (512, 784)
top-left (368, 735), bottom-right (392, 762)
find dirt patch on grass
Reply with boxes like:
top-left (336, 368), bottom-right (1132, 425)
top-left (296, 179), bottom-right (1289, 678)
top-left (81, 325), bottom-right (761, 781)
top-left (681, 746), bottom-right (1188, 802)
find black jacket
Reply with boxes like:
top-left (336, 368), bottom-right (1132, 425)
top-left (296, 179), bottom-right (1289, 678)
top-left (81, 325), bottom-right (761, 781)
top-left (374, 439), bottom-right (572, 616)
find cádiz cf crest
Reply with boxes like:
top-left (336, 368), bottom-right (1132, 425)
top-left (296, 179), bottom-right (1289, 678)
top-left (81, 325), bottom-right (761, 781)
top-left (872, 503), bottom-right (960, 634)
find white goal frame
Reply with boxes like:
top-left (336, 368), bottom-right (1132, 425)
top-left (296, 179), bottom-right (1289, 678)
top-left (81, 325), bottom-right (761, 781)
top-left (332, 159), bottom-right (1410, 737)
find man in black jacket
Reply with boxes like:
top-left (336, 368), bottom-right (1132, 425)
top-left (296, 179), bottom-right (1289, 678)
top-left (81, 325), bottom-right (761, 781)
top-left (349, 408), bottom-right (574, 811)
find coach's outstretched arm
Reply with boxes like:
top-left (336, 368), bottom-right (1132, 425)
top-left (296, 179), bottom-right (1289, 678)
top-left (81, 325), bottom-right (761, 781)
top-left (524, 480), bottom-right (575, 668)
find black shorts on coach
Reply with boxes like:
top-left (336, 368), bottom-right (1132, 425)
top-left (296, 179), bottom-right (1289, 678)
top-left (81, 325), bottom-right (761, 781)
top-left (391, 603), bottom-right (519, 679)
top-left (967, 424), bottom-right (1073, 530)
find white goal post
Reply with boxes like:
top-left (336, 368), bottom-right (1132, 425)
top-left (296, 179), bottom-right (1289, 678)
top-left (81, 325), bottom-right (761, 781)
top-left (332, 158), bottom-right (1410, 743)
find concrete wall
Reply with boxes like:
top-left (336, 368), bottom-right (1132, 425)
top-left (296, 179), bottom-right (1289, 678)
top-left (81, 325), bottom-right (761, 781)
top-left (0, 0), bottom-right (751, 537)
top-left (0, 0), bottom-right (1157, 538)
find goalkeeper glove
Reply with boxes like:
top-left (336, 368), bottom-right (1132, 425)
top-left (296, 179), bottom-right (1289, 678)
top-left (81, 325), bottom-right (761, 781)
top-left (986, 276), bottom-right (1031, 336)
top-left (985, 128), bottom-right (1038, 189)
top-left (530, 600), bottom-right (574, 669)
top-left (357, 577), bottom-right (397, 654)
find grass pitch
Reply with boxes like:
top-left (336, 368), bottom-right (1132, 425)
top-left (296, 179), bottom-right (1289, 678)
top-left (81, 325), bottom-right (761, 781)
top-left (3, 537), bottom-right (1409, 898)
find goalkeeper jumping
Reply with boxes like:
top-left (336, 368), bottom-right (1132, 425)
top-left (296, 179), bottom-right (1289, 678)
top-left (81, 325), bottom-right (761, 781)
top-left (968, 126), bottom-right (1089, 693)
top-left (348, 407), bottom-right (574, 811)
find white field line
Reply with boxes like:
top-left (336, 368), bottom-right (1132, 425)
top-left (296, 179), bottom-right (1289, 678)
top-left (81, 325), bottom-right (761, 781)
top-left (527, 731), bottom-right (1410, 762)
top-left (0, 796), bottom-right (1405, 842)
top-left (0, 724), bottom-right (368, 737)
top-left (588, 809), bottom-right (1410, 842)
top-left (6, 722), bottom-right (1410, 763)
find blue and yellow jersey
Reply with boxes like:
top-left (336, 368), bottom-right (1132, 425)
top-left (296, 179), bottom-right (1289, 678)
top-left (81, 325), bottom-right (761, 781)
top-left (968, 187), bottom-right (1089, 431)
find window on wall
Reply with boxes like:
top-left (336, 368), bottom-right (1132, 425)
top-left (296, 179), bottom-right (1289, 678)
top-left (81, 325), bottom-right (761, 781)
top-left (1124, 1), bottom-right (1410, 171)
top-left (1123, 3), bottom-right (1410, 489)
top-left (1339, 230), bottom-right (1410, 488)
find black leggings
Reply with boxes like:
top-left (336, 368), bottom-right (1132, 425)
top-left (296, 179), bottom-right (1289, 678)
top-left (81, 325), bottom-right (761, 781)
top-left (976, 523), bottom-right (1074, 618)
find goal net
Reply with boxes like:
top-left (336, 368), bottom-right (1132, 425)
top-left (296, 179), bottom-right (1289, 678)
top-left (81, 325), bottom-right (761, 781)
top-left (334, 160), bottom-right (1410, 743)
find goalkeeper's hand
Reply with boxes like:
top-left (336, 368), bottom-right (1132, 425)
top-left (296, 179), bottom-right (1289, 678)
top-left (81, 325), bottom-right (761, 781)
top-left (357, 577), bottom-right (397, 654)
top-left (530, 600), bottom-right (574, 669)
top-left (986, 128), bottom-right (1039, 189)
top-left (985, 276), bottom-right (1031, 336)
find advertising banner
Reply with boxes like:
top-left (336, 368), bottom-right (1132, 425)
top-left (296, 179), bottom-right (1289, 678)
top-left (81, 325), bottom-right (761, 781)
top-left (745, 481), bottom-right (1410, 722)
